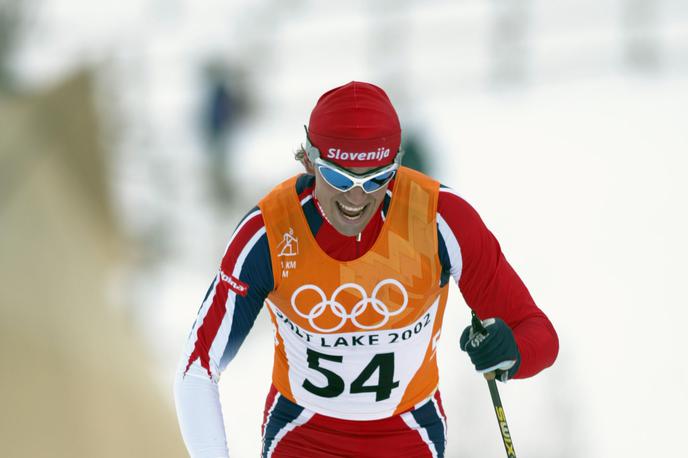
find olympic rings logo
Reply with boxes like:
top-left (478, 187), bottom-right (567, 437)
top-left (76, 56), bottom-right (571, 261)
top-left (291, 279), bottom-right (408, 333)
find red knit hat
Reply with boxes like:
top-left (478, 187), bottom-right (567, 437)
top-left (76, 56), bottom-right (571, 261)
top-left (308, 81), bottom-right (401, 168)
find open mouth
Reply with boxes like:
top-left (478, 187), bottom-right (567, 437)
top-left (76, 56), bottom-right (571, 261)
top-left (336, 201), bottom-right (367, 220)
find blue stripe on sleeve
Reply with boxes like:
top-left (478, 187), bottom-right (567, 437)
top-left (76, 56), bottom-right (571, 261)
top-left (219, 232), bottom-right (273, 370)
top-left (187, 276), bottom-right (219, 340)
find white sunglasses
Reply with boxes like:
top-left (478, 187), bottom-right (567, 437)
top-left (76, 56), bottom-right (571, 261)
top-left (305, 127), bottom-right (403, 194)
top-left (314, 158), bottom-right (398, 193)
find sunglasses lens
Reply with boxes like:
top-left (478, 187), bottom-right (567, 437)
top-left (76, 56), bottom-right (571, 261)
top-left (362, 170), bottom-right (396, 192)
top-left (319, 166), bottom-right (354, 191)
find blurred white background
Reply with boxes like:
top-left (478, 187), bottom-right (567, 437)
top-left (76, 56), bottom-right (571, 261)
top-left (2, 0), bottom-right (687, 457)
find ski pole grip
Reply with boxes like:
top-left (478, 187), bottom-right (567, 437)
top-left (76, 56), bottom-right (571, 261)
top-left (471, 311), bottom-right (494, 380)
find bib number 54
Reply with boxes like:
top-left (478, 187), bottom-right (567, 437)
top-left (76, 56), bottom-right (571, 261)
top-left (302, 349), bottom-right (400, 402)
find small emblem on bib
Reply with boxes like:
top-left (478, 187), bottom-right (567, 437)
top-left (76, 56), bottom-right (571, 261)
top-left (277, 228), bottom-right (299, 257)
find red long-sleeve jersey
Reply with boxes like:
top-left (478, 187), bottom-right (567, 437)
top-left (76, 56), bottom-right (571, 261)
top-left (175, 174), bottom-right (558, 457)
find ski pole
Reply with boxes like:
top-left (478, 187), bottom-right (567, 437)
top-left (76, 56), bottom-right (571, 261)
top-left (471, 312), bottom-right (517, 458)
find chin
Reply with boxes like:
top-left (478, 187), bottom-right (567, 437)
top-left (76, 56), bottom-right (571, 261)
top-left (337, 225), bottom-right (364, 237)
top-left (326, 198), bottom-right (377, 236)
top-left (332, 213), bottom-right (371, 237)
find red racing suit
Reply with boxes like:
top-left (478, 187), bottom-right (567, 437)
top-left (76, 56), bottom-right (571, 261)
top-left (175, 168), bottom-right (559, 457)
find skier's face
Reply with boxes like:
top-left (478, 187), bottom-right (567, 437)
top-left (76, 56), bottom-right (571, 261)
top-left (314, 165), bottom-right (391, 237)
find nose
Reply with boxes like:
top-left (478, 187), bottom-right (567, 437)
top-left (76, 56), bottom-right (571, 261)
top-left (345, 186), bottom-right (367, 204)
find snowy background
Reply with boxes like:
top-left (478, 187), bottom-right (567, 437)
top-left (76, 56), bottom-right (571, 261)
top-left (5, 0), bottom-right (687, 456)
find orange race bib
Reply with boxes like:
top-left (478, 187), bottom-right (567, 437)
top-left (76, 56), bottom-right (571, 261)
top-left (259, 167), bottom-right (448, 420)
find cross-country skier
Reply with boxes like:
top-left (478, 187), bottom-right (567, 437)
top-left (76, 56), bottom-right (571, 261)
top-left (174, 81), bottom-right (559, 457)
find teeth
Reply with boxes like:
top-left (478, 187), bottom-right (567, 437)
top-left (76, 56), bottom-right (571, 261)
top-left (340, 203), bottom-right (365, 213)
top-left (337, 202), bottom-right (366, 220)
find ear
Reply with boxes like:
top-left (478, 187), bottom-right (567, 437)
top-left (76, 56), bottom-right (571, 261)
top-left (303, 156), bottom-right (315, 175)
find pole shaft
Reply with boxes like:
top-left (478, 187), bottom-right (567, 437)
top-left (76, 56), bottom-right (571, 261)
top-left (487, 378), bottom-right (516, 458)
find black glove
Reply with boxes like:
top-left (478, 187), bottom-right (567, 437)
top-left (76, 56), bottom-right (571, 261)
top-left (460, 316), bottom-right (521, 382)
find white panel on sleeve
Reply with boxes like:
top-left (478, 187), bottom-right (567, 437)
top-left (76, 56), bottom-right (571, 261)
top-left (207, 290), bottom-right (236, 378)
top-left (174, 361), bottom-right (229, 458)
top-left (437, 213), bottom-right (463, 283)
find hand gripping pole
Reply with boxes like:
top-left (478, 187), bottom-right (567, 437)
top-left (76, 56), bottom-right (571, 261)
top-left (471, 312), bottom-right (517, 458)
